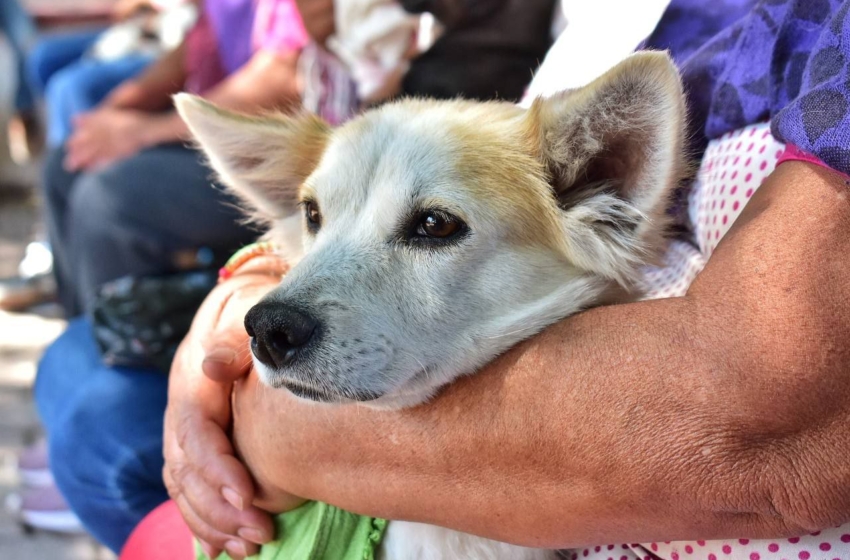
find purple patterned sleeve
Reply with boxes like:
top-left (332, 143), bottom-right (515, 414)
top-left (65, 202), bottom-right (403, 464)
top-left (648, 0), bottom-right (850, 176)
top-left (772, 1), bottom-right (850, 176)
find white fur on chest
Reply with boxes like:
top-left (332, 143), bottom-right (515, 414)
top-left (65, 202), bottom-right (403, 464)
top-left (380, 521), bottom-right (559, 560)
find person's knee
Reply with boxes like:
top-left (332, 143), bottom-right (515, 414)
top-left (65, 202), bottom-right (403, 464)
top-left (41, 147), bottom-right (71, 202)
top-left (49, 386), bottom-right (164, 491)
top-left (46, 365), bottom-right (168, 551)
top-left (33, 318), bottom-right (91, 426)
top-left (67, 168), bottom-right (128, 243)
top-left (45, 63), bottom-right (104, 116)
top-left (26, 40), bottom-right (57, 93)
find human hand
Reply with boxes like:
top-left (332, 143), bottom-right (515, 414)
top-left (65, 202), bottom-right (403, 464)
top-left (103, 80), bottom-right (148, 110)
top-left (112, 0), bottom-right (155, 21)
top-left (64, 108), bottom-right (156, 171)
top-left (163, 256), bottom-right (304, 559)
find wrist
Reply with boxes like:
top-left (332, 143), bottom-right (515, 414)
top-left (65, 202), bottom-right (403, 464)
top-left (139, 112), bottom-right (185, 147)
top-left (220, 242), bottom-right (289, 281)
top-left (106, 81), bottom-right (146, 109)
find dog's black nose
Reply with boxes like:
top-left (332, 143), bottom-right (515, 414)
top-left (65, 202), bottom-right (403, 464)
top-left (245, 302), bottom-right (319, 368)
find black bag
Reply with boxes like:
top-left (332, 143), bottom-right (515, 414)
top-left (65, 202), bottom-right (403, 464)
top-left (91, 271), bottom-right (218, 372)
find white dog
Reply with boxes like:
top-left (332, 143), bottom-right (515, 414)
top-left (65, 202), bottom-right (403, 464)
top-left (176, 50), bottom-right (687, 560)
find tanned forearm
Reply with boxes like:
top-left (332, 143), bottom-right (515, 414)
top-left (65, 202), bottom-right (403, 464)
top-left (294, 0), bottom-right (334, 45)
top-left (141, 49), bottom-right (301, 146)
top-left (231, 162), bottom-right (850, 548)
top-left (107, 42), bottom-right (190, 111)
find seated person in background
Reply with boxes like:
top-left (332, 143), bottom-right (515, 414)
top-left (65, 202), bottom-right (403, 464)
top-left (0, 0), bottom-right (195, 313)
top-left (27, 0), bottom-right (197, 150)
top-left (0, 0), bottom-right (37, 156)
top-left (298, 0), bottom-right (557, 114)
top-left (30, 0), bottom-right (310, 553)
top-left (45, 0), bottom-right (307, 318)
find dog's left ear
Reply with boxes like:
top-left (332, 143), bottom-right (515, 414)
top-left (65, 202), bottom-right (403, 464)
top-left (525, 51), bottom-right (687, 285)
top-left (175, 94), bottom-right (330, 224)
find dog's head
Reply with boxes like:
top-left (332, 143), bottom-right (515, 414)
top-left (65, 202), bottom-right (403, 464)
top-left (176, 52), bottom-right (686, 407)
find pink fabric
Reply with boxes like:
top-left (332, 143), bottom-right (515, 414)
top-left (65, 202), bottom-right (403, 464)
top-left (252, 0), bottom-right (309, 55)
top-left (184, 11), bottom-right (228, 94)
top-left (777, 144), bottom-right (850, 180)
top-left (640, 122), bottom-right (785, 299)
top-left (299, 42), bottom-right (360, 126)
top-left (185, 0), bottom-right (307, 95)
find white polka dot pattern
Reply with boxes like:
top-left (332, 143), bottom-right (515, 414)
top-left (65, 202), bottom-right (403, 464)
top-left (640, 122), bottom-right (784, 299)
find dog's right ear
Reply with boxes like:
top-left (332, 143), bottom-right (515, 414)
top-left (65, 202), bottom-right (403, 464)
top-left (175, 94), bottom-right (330, 224)
top-left (524, 51), bottom-right (687, 286)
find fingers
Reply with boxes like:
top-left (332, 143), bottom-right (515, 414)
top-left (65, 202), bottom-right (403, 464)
top-left (173, 493), bottom-right (259, 559)
top-left (64, 130), bottom-right (102, 171)
top-left (201, 283), bottom-right (275, 383)
top-left (165, 390), bottom-right (274, 551)
top-left (202, 339), bottom-right (253, 383)
top-left (164, 449), bottom-right (271, 559)
top-left (163, 262), bottom-right (288, 555)
top-left (177, 415), bottom-right (256, 506)
top-left (198, 538), bottom-right (222, 560)
top-left (179, 464), bottom-right (273, 544)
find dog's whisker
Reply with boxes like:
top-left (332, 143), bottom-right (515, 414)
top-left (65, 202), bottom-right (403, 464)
top-left (483, 324), bottom-right (541, 340)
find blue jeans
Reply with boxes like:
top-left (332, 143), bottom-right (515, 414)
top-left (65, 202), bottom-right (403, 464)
top-left (41, 145), bottom-right (255, 316)
top-left (34, 317), bottom-right (170, 553)
top-left (0, 0), bottom-right (36, 111)
top-left (27, 30), bottom-right (152, 146)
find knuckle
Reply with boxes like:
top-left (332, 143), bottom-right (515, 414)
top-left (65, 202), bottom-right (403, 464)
top-left (175, 418), bottom-right (194, 451)
top-left (179, 503), bottom-right (229, 548)
top-left (198, 459), bottom-right (227, 488)
top-left (205, 504), bottom-right (242, 534)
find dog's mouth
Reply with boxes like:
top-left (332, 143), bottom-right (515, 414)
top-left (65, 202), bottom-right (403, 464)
top-left (268, 376), bottom-right (385, 404)
top-left (277, 379), bottom-right (336, 403)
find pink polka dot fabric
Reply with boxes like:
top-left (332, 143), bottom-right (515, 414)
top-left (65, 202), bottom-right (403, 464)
top-left (575, 529), bottom-right (850, 560)
top-left (640, 122), bottom-right (784, 299)
top-left (688, 123), bottom-right (785, 258)
top-left (601, 121), bottom-right (850, 558)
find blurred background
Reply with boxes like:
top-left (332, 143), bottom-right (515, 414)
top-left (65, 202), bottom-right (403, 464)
top-left (1, 2), bottom-right (113, 557)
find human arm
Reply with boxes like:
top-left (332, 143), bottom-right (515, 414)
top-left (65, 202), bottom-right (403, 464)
top-left (65, 48), bottom-right (299, 171)
top-left (293, 0), bottom-right (334, 45)
top-left (141, 47), bottom-right (301, 144)
top-left (162, 255), bottom-right (301, 560)
top-left (104, 41), bottom-right (190, 112)
top-left (225, 161), bottom-right (850, 547)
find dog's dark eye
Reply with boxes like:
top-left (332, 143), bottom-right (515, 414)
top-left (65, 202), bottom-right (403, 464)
top-left (418, 212), bottom-right (461, 238)
top-left (405, 210), bottom-right (468, 248)
top-left (304, 200), bottom-right (321, 232)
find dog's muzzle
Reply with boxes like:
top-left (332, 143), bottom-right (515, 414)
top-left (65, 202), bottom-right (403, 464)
top-left (244, 301), bottom-right (319, 369)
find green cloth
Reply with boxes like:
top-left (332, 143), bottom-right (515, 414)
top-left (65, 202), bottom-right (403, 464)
top-left (196, 501), bottom-right (387, 560)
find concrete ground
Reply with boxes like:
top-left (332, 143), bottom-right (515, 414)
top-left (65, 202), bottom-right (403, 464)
top-left (1, 10), bottom-right (127, 557)
top-left (0, 180), bottom-right (114, 560)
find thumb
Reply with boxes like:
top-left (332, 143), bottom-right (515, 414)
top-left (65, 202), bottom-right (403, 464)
top-left (202, 327), bottom-right (253, 384)
top-left (73, 112), bottom-right (93, 126)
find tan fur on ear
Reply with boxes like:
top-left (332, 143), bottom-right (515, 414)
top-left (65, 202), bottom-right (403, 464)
top-left (523, 51), bottom-right (688, 286)
top-left (174, 94), bottom-right (331, 226)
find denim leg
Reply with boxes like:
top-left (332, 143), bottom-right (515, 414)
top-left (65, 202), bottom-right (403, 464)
top-left (34, 317), bottom-right (170, 553)
top-left (41, 147), bottom-right (82, 315)
top-left (0, 0), bottom-right (37, 111)
top-left (25, 28), bottom-right (104, 93)
top-left (43, 54), bottom-right (152, 146)
top-left (63, 144), bottom-right (256, 314)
